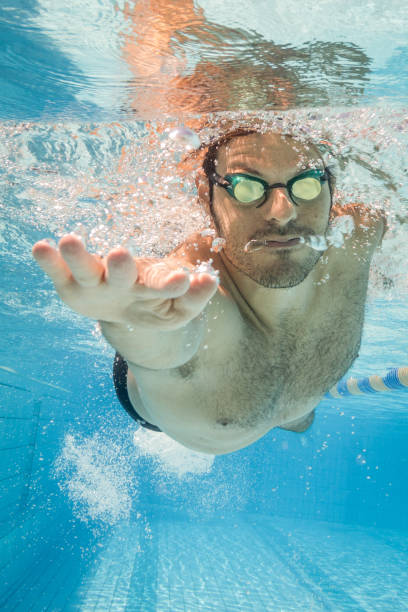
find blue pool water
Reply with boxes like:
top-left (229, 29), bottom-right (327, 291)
top-left (1, 298), bottom-right (408, 610)
top-left (1, 1), bottom-right (408, 610)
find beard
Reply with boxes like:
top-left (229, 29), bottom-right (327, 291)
top-left (212, 212), bottom-right (325, 287)
top-left (223, 240), bottom-right (323, 288)
top-left (211, 205), bottom-right (328, 288)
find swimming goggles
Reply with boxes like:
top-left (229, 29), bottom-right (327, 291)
top-left (209, 168), bottom-right (329, 208)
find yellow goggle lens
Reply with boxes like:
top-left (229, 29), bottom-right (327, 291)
top-left (291, 177), bottom-right (321, 200)
top-left (233, 179), bottom-right (265, 203)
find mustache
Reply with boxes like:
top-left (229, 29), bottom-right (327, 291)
top-left (250, 223), bottom-right (317, 241)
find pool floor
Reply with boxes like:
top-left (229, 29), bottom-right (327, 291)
top-left (2, 513), bottom-right (407, 611)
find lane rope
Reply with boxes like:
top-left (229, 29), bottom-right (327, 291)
top-left (325, 367), bottom-right (408, 398)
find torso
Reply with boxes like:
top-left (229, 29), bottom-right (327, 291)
top-left (128, 209), bottom-right (383, 454)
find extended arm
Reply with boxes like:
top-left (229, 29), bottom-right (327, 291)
top-left (33, 234), bottom-right (218, 369)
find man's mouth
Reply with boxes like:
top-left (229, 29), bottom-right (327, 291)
top-left (264, 237), bottom-right (301, 248)
top-left (244, 237), bottom-right (301, 253)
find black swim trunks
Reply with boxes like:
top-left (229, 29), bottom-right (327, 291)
top-left (113, 353), bottom-right (161, 432)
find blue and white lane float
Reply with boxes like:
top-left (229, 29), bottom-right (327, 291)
top-left (325, 367), bottom-right (408, 398)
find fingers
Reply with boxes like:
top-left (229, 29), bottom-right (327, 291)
top-left (33, 235), bottom-right (105, 288)
top-left (32, 240), bottom-right (72, 287)
top-left (58, 235), bottom-right (105, 287)
top-left (138, 272), bottom-right (219, 330)
top-left (33, 235), bottom-right (218, 316)
top-left (106, 249), bottom-right (138, 288)
top-left (175, 272), bottom-right (219, 318)
top-left (134, 262), bottom-right (191, 299)
top-left (33, 235), bottom-right (188, 296)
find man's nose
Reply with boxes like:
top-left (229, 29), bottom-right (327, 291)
top-left (260, 187), bottom-right (297, 225)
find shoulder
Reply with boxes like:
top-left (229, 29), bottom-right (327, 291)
top-left (168, 231), bottom-right (218, 266)
top-left (330, 201), bottom-right (387, 248)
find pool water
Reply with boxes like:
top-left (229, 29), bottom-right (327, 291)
top-left (1, 1), bottom-right (408, 610)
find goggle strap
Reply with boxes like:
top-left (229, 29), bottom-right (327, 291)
top-left (211, 172), bottom-right (230, 188)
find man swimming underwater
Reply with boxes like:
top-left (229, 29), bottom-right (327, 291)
top-left (33, 128), bottom-right (386, 454)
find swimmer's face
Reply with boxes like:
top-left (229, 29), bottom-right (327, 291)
top-left (209, 132), bottom-right (332, 288)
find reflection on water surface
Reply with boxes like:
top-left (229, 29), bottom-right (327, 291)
top-left (1, 0), bottom-right (407, 119)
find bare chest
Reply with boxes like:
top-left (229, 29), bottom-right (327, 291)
top-left (133, 255), bottom-right (372, 453)
top-left (171, 270), bottom-right (368, 428)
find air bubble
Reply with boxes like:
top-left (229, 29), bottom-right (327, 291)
top-left (200, 228), bottom-right (216, 237)
top-left (167, 127), bottom-right (201, 151)
top-left (356, 454), bottom-right (367, 465)
top-left (299, 235), bottom-right (328, 251)
top-left (194, 259), bottom-right (219, 281)
top-left (105, 214), bottom-right (114, 229)
top-left (210, 237), bottom-right (226, 252)
top-left (244, 239), bottom-right (265, 253)
top-left (326, 215), bottom-right (355, 247)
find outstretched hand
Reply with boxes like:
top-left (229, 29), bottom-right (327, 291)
top-left (32, 234), bottom-right (219, 331)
